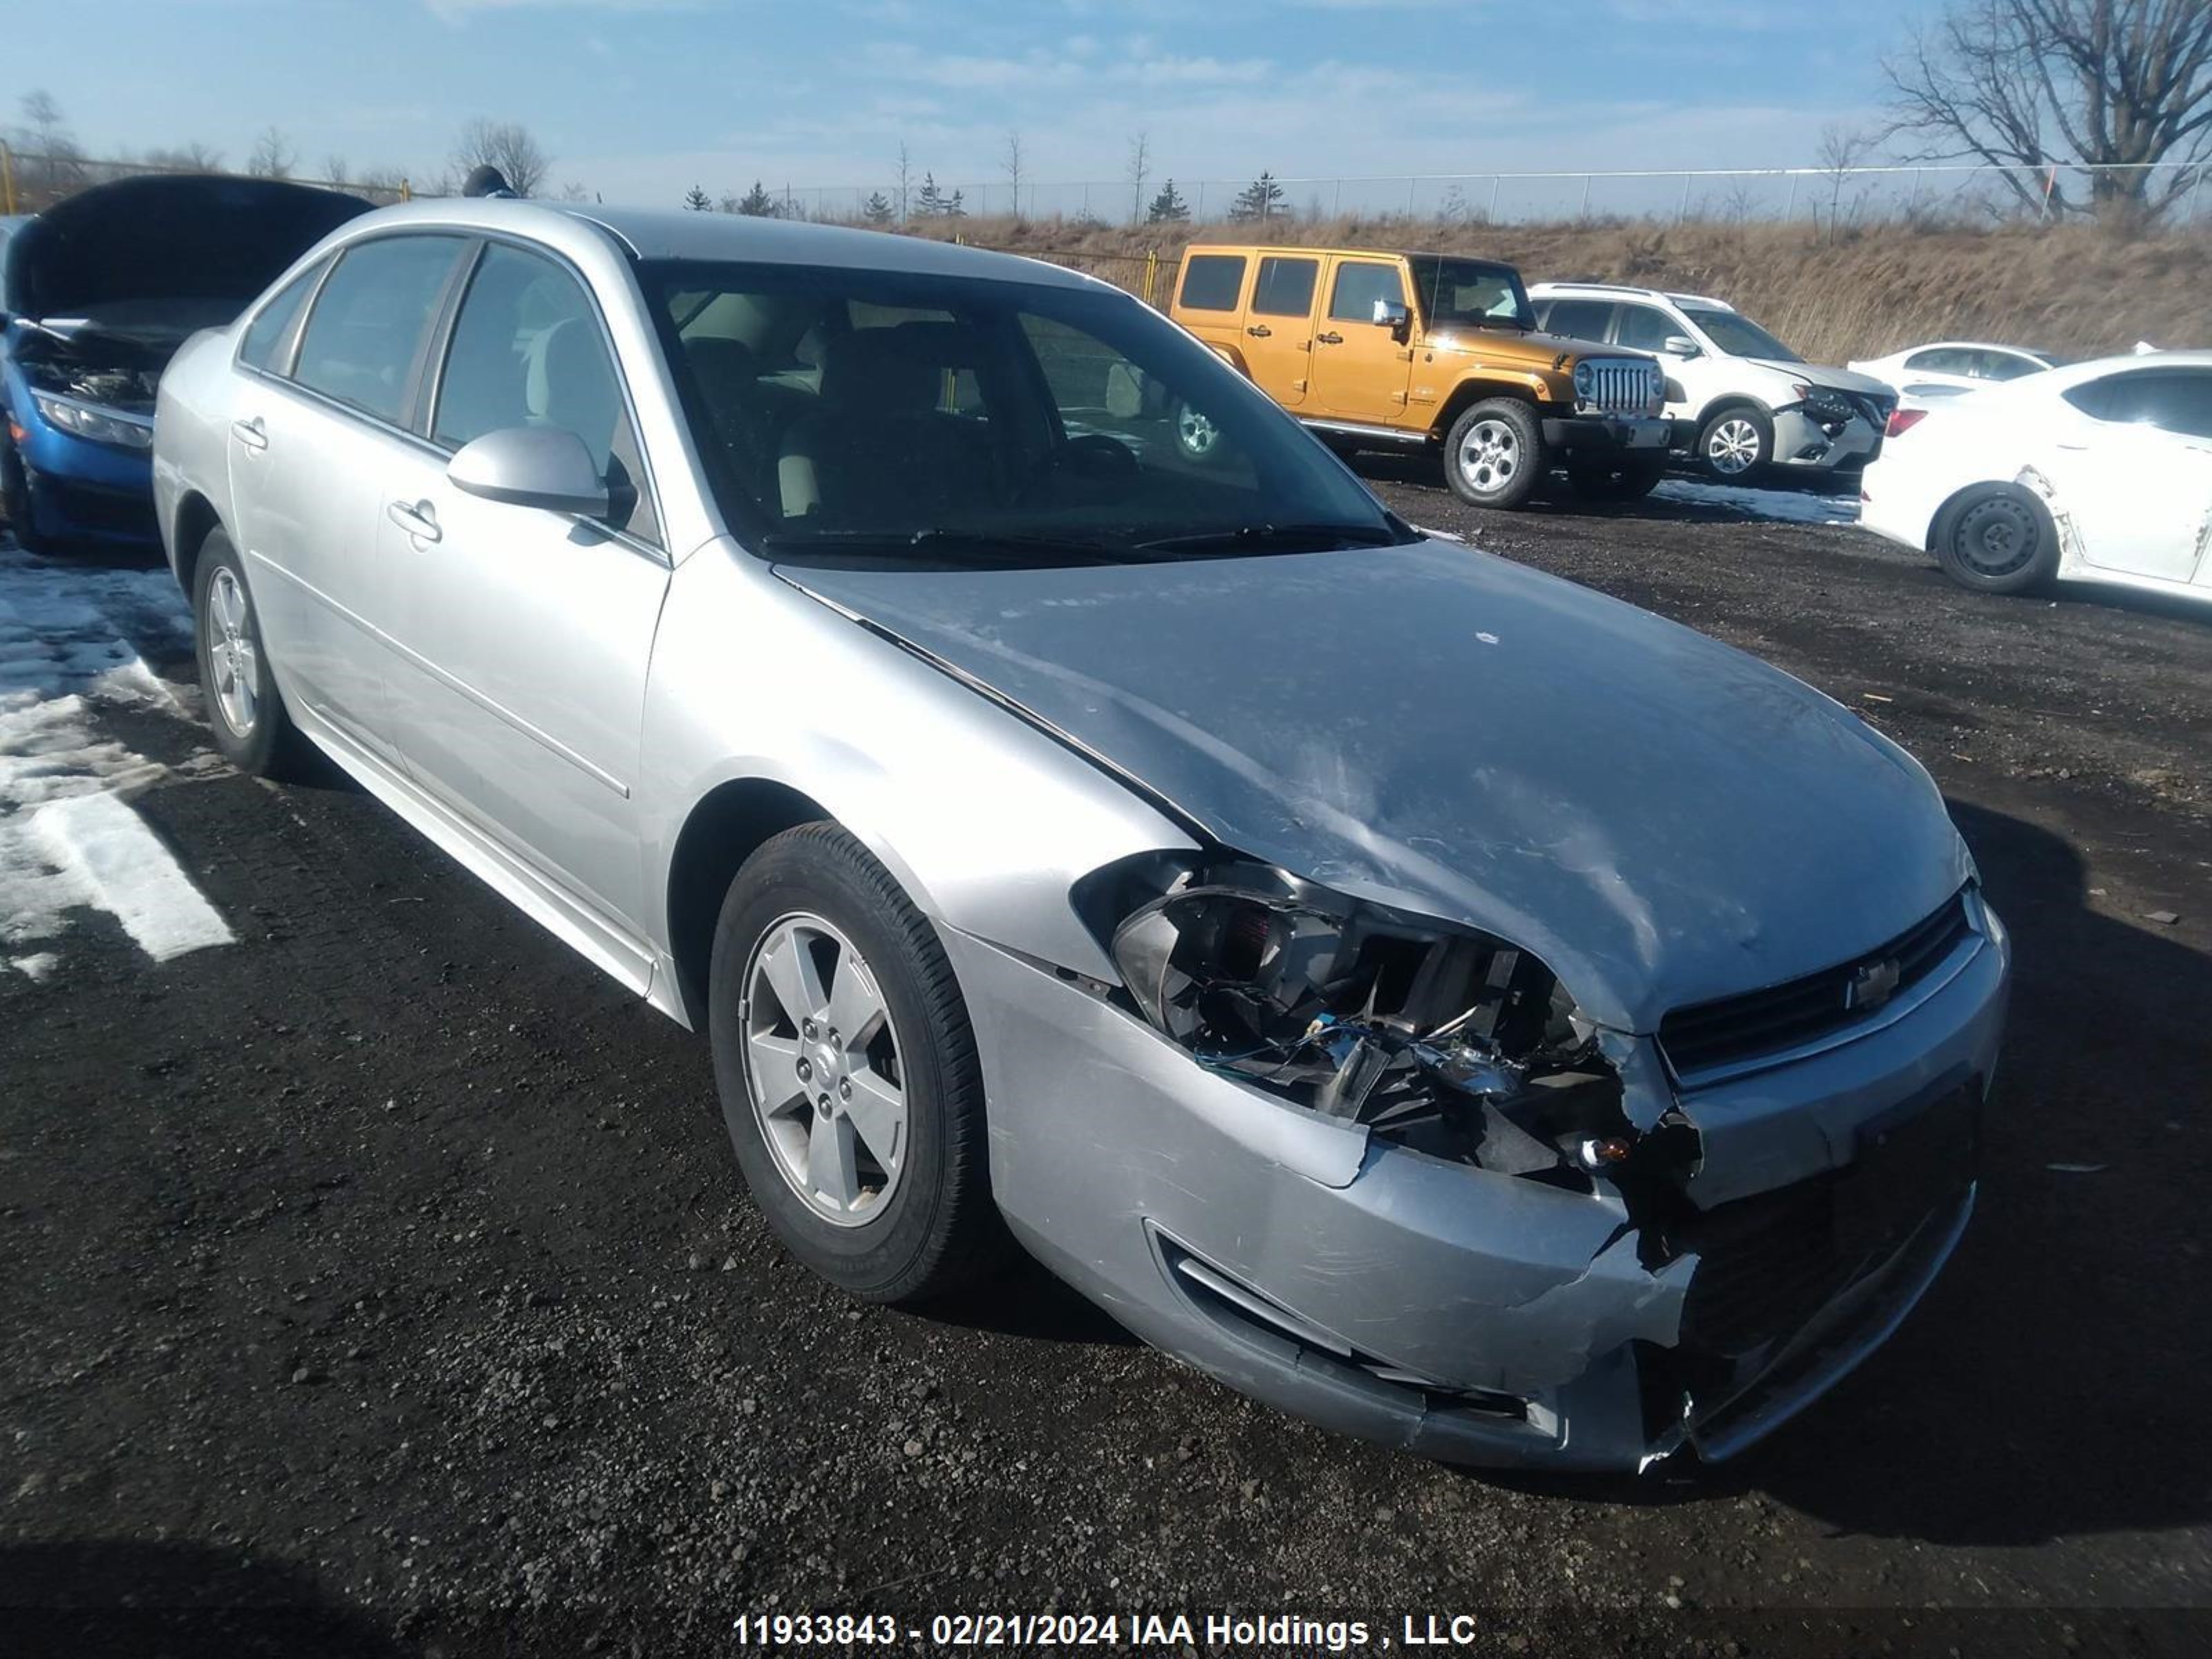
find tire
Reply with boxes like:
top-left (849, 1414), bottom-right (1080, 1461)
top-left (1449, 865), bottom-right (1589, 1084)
top-left (1567, 456), bottom-right (1667, 503)
top-left (1696, 404), bottom-right (1773, 481)
top-left (1933, 485), bottom-right (2060, 597)
top-left (1444, 398), bottom-right (1547, 510)
top-left (191, 527), bottom-right (310, 778)
top-left (707, 823), bottom-right (1006, 1304)
top-left (1, 435), bottom-right (62, 556)
top-left (1172, 400), bottom-right (1227, 467)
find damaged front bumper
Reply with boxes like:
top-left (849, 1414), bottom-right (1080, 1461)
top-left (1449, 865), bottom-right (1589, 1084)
top-left (1770, 404), bottom-right (1884, 472)
top-left (947, 900), bottom-right (2008, 1472)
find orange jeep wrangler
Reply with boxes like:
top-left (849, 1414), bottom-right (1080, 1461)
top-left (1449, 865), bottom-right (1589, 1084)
top-left (1168, 245), bottom-right (1671, 509)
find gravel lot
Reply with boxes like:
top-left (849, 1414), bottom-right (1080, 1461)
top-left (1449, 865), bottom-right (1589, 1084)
top-left (5, 467), bottom-right (2210, 1658)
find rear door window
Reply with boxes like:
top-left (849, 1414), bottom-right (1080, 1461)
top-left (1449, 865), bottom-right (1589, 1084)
top-left (1178, 254), bottom-right (1247, 312)
top-left (292, 236), bottom-right (467, 426)
top-left (1328, 261), bottom-right (1404, 324)
top-left (238, 261), bottom-right (324, 374)
top-left (1250, 256), bottom-right (1318, 319)
top-left (1539, 298), bottom-right (1616, 343)
top-left (2075, 369), bottom-right (2212, 440)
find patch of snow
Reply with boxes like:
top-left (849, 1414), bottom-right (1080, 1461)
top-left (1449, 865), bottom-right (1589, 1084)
top-left (26, 791), bottom-right (234, 960)
top-left (10, 950), bottom-right (59, 983)
top-left (1416, 524), bottom-right (1469, 543)
top-left (1653, 479), bottom-right (1862, 527)
top-left (1, 538), bottom-right (222, 960)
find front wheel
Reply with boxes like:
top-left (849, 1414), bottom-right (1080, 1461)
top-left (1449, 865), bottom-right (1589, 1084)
top-left (1444, 399), bottom-right (1546, 510)
top-left (1172, 400), bottom-right (1226, 467)
top-left (1, 436), bottom-right (62, 556)
top-left (1697, 406), bottom-right (1773, 481)
top-left (1933, 486), bottom-right (2060, 596)
top-left (708, 824), bottom-right (1007, 1304)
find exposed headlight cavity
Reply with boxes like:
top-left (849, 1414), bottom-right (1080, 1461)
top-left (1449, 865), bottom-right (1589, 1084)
top-left (1102, 857), bottom-right (1680, 1191)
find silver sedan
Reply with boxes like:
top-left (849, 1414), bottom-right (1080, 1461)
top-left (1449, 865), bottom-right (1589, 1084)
top-left (151, 199), bottom-right (2009, 1472)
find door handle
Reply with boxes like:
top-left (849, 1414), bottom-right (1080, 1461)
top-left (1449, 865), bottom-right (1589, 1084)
top-left (229, 416), bottom-right (268, 451)
top-left (1316, 331), bottom-right (1344, 346)
top-left (1246, 324), bottom-right (1272, 339)
top-left (386, 498), bottom-right (441, 543)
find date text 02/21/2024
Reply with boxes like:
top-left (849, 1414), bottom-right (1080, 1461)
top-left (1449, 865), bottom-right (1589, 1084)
top-left (729, 1611), bottom-right (1503, 1649)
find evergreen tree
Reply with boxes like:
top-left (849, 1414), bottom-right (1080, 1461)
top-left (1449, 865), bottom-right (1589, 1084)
top-left (733, 179), bottom-right (778, 217)
top-left (863, 191), bottom-right (894, 226)
top-left (916, 171), bottom-right (948, 215)
top-left (1145, 178), bottom-right (1191, 223)
top-left (682, 183), bottom-right (713, 212)
top-left (1228, 171), bottom-right (1285, 223)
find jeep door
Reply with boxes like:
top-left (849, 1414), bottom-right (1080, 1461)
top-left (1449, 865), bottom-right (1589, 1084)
top-left (1238, 254), bottom-right (1320, 409)
top-left (1309, 257), bottom-right (1413, 423)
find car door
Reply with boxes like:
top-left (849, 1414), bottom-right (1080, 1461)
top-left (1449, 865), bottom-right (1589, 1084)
top-left (375, 238), bottom-right (671, 935)
top-left (1309, 257), bottom-right (1413, 422)
top-left (2045, 368), bottom-right (2212, 582)
top-left (227, 234), bottom-right (469, 761)
top-left (1238, 254), bottom-right (1320, 408)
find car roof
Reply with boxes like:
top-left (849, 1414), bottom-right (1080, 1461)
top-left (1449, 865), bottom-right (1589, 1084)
top-left (2038, 348), bottom-right (2212, 385)
top-left (1530, 281), bottom-right (1734, 310)
top-left (1885, 341), bottom-right (2054, 358)
top-left (316, 196), bottom-right (1098, 290)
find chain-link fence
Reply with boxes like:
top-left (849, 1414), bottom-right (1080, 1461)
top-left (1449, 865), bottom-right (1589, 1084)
top-left (737, 162), bottom-right (2212, 229)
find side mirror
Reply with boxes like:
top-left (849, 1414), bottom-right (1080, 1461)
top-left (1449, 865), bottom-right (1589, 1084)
top-left (1373, 299), bottom-right (1413, 342)
top-left (448, 426), bottom-right (610, 517)
top-left (1661, 334), bottom-right (1701, 359)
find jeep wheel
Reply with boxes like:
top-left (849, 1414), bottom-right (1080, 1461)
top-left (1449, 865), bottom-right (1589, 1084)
top-left (1444, 399), bottom-right (1546, 510)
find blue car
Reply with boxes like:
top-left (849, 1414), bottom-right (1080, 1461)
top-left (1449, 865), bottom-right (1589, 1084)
top-left (1, 174), bottom-right (368, 554)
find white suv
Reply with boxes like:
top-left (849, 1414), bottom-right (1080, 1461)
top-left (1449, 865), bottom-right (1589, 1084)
top-left (1528, 283), bottom-right (1896, 482)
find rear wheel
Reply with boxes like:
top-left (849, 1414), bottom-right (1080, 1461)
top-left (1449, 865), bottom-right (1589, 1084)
top-left (1934, 486), bottom-right (2059, 596)
top-left (192, 528), bottom-right (310, 777)
top-left (1444, 398), bottom-right (1546, 510)
top-left (708, 823), bottom-right (1007, 1304)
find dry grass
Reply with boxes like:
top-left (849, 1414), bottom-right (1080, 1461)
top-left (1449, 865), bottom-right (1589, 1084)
top-left (890, 214), bottom-right (2212, 365)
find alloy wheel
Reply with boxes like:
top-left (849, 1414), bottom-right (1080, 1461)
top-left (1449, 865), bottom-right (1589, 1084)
top-left (1177, 404), bottom-right (1219, 459)
top-left (740, 912), bottom-right (908, 1227)
top-left (1457, 418), bottom-right (1520, 497)
top-left (1706, 418), bottom-right (1763, 476)
top-left (205, 566), bottom-right (260, 738)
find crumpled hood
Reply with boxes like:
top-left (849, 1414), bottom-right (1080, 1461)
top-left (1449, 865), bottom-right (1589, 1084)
top-left (781, 542), bottom-right (1969, 1032)
top-left (2, 174), bottom-right (369, 325)
top-left (1750, 359), bottom-right (1895, 400)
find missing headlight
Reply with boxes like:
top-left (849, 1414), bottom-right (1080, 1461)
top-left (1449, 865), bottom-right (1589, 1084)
top-left (1099, 857), bottom-right (1685, 1190)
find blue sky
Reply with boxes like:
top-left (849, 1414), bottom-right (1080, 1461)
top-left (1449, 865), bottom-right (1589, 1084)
top-left (8, 0), bottom-right (1932, 211)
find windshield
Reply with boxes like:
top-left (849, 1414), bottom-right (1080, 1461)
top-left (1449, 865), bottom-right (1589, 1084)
top-left (1405, 255), bottom-right (1533, 332)
top-left (641, 259), bottom-right (1405, 563)
top-left (1684, 306), bottom-right (1800, 362)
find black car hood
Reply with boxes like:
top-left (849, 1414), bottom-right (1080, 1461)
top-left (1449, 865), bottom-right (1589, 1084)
top-left (780, 541), bottom-right (1970, 1033)
top-left (2, 174), bottom-right (369, 329)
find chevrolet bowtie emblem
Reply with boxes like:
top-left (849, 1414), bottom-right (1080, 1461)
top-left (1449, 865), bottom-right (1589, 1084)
top-left (1846, 956), bottom-right (1903, 1012)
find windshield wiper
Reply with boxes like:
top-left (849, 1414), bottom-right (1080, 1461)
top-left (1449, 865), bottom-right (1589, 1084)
top-left (1134, 522), bottom-right (1404, 556)
top-left (760, 527), bottom-right (1160, 565)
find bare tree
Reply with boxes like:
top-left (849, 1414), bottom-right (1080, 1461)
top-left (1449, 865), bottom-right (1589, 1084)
top-left (1817, 121), bottom-right (1877, 238)
top-left (1885, 0), bottom-right (2212, 219)
top-left (450, 118), bottom-right (551, 197)
top-left (894, 140), bottom-right (912, 223)
top-left (1001, 130), bottom-right (1024, 220)
top-left (17, 89), bottom-right (83, 200)
top-left (247, 126), bottom-right (296, 179)
top-left (1127, 130), bottom-right (1151, 225)
top-left (324, 154), bottom-right (351, 187)
top-left (142, 141), bottom-right (225, 173)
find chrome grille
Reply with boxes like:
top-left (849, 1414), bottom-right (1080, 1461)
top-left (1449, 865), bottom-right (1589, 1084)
top-left (1575, 357), bottom-right (1658, 415)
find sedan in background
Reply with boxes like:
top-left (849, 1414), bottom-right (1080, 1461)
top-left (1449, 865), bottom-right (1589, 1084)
top-left (1, 174), bottom-right (366, 554)
top-left (1861, 350), bottom-right (2212, 603)
top-left (1848, 341), bottom-right (2061, 400)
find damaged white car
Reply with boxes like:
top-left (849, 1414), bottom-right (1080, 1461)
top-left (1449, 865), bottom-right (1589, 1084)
top-left (1862, 350), bottom-right (2212, 606)
top-left (151, 200), bottom-right (2010, 1472)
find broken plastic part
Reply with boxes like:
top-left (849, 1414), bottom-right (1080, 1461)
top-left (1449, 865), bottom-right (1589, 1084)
top-left (1106, 858), bottom-right (1692, 1193)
